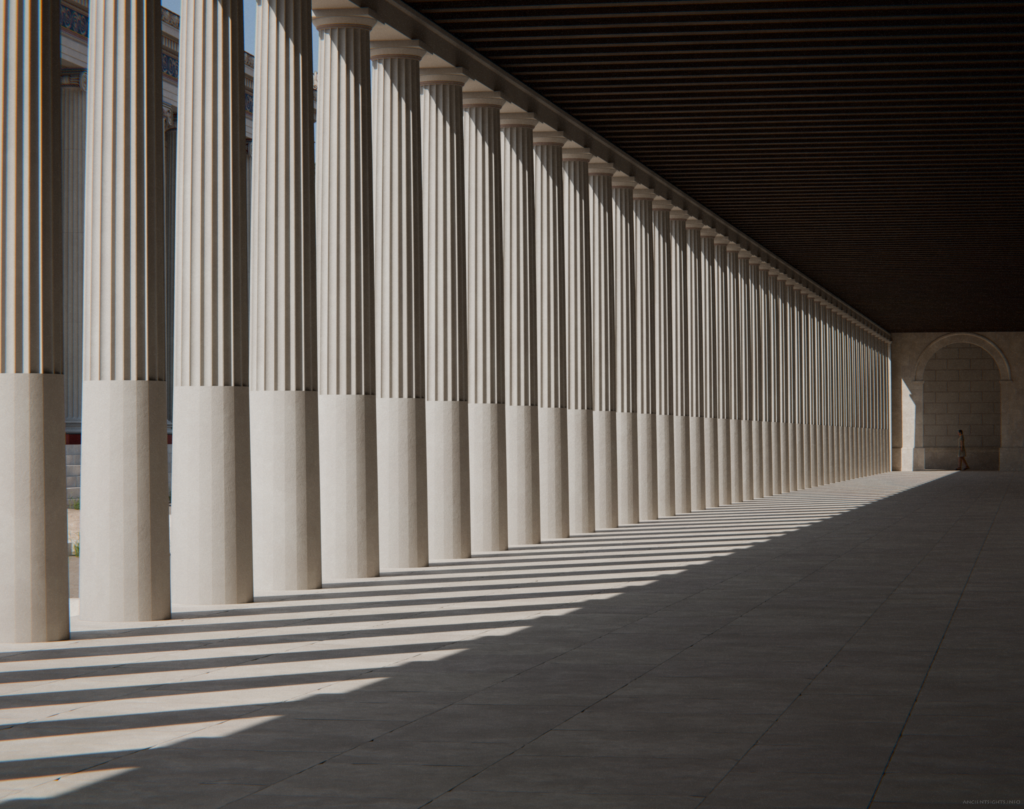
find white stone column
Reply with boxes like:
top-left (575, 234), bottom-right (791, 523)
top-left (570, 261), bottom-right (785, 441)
top-left (80, 0), bottom-right (171, 621)
top-left (769, 271), bottom-right (784, 495)
top-left (653, 198), bottom-right (675, 517)
top-left (422, 66), bottom-right (471, 560)
top-left (250, 0), bottom-right (321, 592)
top-left (372, 37), bottom-right (429, 567)
top-left (588, 159), bottom-right (618, 529)
top-left (501, 111), bottom-right (540, 545)
top-left (687, 218), bottom-right (707, 510)
top-left (725, 242), bottom-right (742, 503)
top-left (0, 0), bottom-right (68, 642)
top-left (714, 235), bottom-right (732, 506)
top-left (464, 91), bottom-right (508, 552)
top-left (534, 127), bottom-right (570, 539)
top-left (780, 280), bottom-right (793, 493)
top-left (792, 285), bottom-right (805, 491)
top-left (164, 112), bottom-right (177, 432)
top-left (669, 209), bottom-right (691, 513)
top-left (749, 257), bottom-right (766, 499)
top-left (612, 173), bottom-right (639, 525)
top-left (633, 185), bottom-right (658, 522)
top-left (563, 146), bottom-right (595, 535)
top-left (314, 7), bottom-right (379, 579)
top-left (61, 70), bottom-right (87, 439)
top-left (738, 252), bottom-right (754, 501)
top-left (171, 0), bottom-right (253, 605)
top-left (700, 227), bottom-right (719, 508)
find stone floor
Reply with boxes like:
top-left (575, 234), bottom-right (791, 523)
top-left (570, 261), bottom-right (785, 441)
top-left (2, 471), bottom-right (1021, 808)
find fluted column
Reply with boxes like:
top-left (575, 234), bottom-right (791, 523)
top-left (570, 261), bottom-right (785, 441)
top-left (250, 0), bottom-right (321, 591)
top-left (422, 67), bottom-right (471, 560)
top-left (794, 286), bottom-right (807, 490)
top-left (61, 70), bottom-right (86, 438)
top-left (501, 112), bottom-right (540, 545)
top-left (725, 242), bottom-right (742, 503)
top-left (314, 8), bottom-right (378, 579)
top-left (779, 279), bottom-right (793, 493)
top-left (534, 127), bottom-right (569, 539)
top-left (80, 0), bottom-right (170, 621)
top-left (633, 186), bottom-right (658, 521)
top-left (171, 0), bottom-right (253, 605)
top-left (0, 0), bottom-right (68, 641)
top-left (563, 146), bottom-right (595, 535)
top-left (612, 173), bottom-right (639, 525)
top-left (464, 91), bottom-right (507, 552)
top-left (713, 234), bottom-right (731, 506)
top-left (652, 198), bottom-right (675, 517)
top-left (768, 270), bottom-right (783, 495)
top-left (748, 257), bottom-right (766, 499)
top-left (164, 112), bottom-right (177, 430)
top-left (669, 209), bottom-right (691, 514)
top-left (686, 218), bottom-right (707, 510)
top-left (736, 251), bottom-right (753, 500)
top-left (700, 227), bottom-right (719, 507)
top-left (372, 38), bottom-right (428, 567)
top-left (588, 159), bottom-right (617, 529)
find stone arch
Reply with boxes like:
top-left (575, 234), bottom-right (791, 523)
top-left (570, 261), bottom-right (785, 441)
top-left (914, 332), bottom-right (1011, 383)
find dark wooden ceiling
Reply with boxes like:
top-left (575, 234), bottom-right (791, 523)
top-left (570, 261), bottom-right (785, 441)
top-left (403, 0), bottom-right (1024, 333)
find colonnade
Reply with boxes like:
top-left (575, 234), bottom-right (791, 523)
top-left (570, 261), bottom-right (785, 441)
top-left (0, 0), bottom-right (891, 642)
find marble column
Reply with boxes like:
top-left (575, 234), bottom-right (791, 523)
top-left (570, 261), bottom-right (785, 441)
top-left (612, 173), bottom-right (639, 525)
top-left (61, 71), bottom-right (86, 438)
top-left (792, 285), bottom-right (804, 491)
top-left (738, 252), bottom-right (753, 501)
top-left (714, 235), bottom-right (731, 506)
top-left (748, 257), bottom-right (766, 499)
top-left (422, 66), bottom-right (471, 560)
top-left (725, 242), bottom-right (742, 503)
top-left (464, 91), bottom-right (508, 552)
top-left (770, 271), bottom-right (784, 495)
top-left (686, 218), bottom-right (707, 510)
top-left (588, 159), bottom-right (618, 529)
top-left (534, 127), bottom-right (570, 539)
top-left (164, 112), bottom-right (177, 431)
top-left (701, 226), bottom-right (719, 508)
top-left (779, 280), bottom-right (793, 493)
top-left (80, 0), bottom-right (171, 621)
top-left (669, 209), bottom-right (691, 513)
top-left (500, 111), bottom-right (540, 545)
top-left (314, 8), bottom-right (379, 579)
top-left (563, 146), bottom-right (595, 535)
top-left (372, 38), bottom-right (430, 567)
top-left (171, 0), bottom-right (253, 605)
top-left (633, 186), bottom-right (658, 522)
top-left (250, 0), bottom-right (321, 592)
top-left (653, 198), bottom-right (675, 517)
top-left (0, 0), bottom-right (69, 641)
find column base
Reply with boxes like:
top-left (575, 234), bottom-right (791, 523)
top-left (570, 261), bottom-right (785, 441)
top-left (568, 408), bottom-right (595, 535)
top-left (593, 410), bottom-right (617, 529)
top-left (729, 418), bottom-right (742, 503)
top-left (616, 411), bottom-right (639, 525)
top-left (538, 406), bottom-right (569, 540)
top-left (80, 380), bottom-right (171, 622)
top-left (716, 417), bottom-right (731, 506)
top-left (674, 414), bottom-right (691, 514)
top-left (319, 393), bottom-right (379, 580)
top-left (426, 399), bottom-right (471, 561)
top-left (377, 396), bottom-right (428, 568)
top-left (656, 413), bottom-right (675, 518)
top-left (250, 390), bottom-right (321, 591)
top-left (637, 412), bottom-right (658, 522)
top-left (704, 417), bottom-right (719, 508)
top-left (0, 374), bottom-right (69, 641)
top-left (750, 420), bottom-right (763, 499)
top-left (468, 402), bottom-right (508, 554)
top-left (690, 416), bottom-right (707, 511)
top-left (506, 404), bottom-right (540, 546)
top-left (171, 386), bottom-right (254, 604)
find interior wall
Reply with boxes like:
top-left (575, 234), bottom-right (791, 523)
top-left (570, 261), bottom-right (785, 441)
top-left (891, 332), bottom-right (1024, 472)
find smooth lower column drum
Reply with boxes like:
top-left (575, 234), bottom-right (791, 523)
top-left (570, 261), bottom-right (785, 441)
top-left (80, 0), bottom-right (172, 622)
top-left (171, 0), bottom-right (253, 605)
top-left (422, 67), bottom-right (471, 560)
top-left (0, 0), bottom-right (69, 642)
top-left (564, 147), bottom-right (596, 535)
top-left (588, 159), bottom-right (618, 529)
top-left (533, 127), bottom-right (570, 540)
top-left (249, 0), bottom-right (321, 592)
top-left (371, 38), bottom-right (429, 567)
top-left (314, 7), bottom-right (379, 579)
top-left (464, 90), bottom-right (508, 553)
top-left (500, 112), bottom-right (541, 545)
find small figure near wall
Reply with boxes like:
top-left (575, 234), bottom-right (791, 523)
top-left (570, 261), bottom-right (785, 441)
top-left (957, 429), bottom-right (971, 471)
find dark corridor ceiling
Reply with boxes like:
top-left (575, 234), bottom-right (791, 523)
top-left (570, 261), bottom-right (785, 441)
top-left (404, 0), bottom-right (1024, 333)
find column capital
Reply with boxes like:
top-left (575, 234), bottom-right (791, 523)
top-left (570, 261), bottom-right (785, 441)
top-left (700, 226), bottom-right (717, 238)
top-left (587, 157), bottom-right (616, 175)
top-left (500, 111), bottom-right (538, 128)
top-left (562, 145), bottom-right (592, 161)
top-left (61, 68), bottom-right (86, 90)
top-left (633, 185), bottom-right (656, 201)
top-left (652, 197), bottom-right (674, 211)
top-left (738, 249), bottom-right (752, 259)
top-left (669, 207), bottom-right (688, 220)
top-left (463, 91), bottom-right (504, 108)
top-left (420, 67), bottom-right (468, 86)
top-left (312, 7), bottom-right (375, 31)
top-left (370, 39), bottom-right (425, 61)
top-left (533, 125), bottom-right (566, 146)
top-left (611, 171), bottom-right (636, 189)
top-left (685, 216), bottom-right (704, 229)
top-left (726, 241), bottom-right (741, 253)
top-left (714, 234), bottom-right (730, 246)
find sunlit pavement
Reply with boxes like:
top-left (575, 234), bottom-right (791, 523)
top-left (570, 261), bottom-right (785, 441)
top-left (1, 471), bottom-right (1021, 808)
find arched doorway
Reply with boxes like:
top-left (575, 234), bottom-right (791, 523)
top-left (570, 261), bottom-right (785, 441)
top-left (921, 344), bottom-right (1001, 470)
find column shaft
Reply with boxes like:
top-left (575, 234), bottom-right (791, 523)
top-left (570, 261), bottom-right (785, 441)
top-left (61, 72), bottom-right (86, 437)
top-left (171, 0), bottom-right (253, 604)
top-left (686, 220), bottom-right (706, 510)
top-left (315, 12), bottom-right (379, 579)
top-left (669, 210), bottom-right (691, 513)
top-left (0, 0), bottom-right (69, 641)
top-left (652, 200), bottom-right (675, 517)
top-left (633, 188), bottom-right (658, 521)
top-left (612, 176), bottom-right (639, 524)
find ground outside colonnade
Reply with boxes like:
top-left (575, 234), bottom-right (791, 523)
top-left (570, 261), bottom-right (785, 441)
top-left (0, 471), bottom-right (1021, 807)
